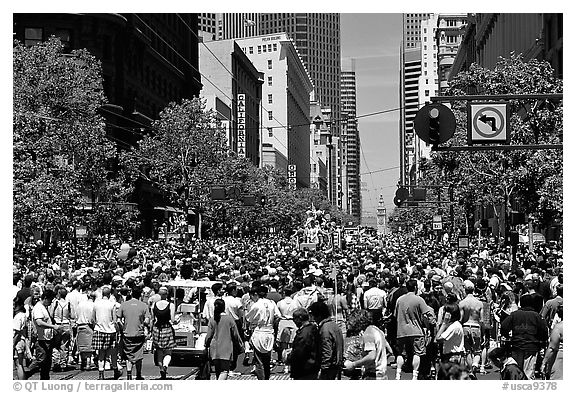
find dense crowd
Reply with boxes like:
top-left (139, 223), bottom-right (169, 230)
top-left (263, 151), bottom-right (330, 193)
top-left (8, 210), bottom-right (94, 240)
top-left (13, 229), bottom-right (563, 381)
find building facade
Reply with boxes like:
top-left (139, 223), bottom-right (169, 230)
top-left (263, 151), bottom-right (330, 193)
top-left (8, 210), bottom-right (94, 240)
top-left (416, 14), bottom-right (439, 165)
top-left (259, 13), bottom-right (341, 140)
top-left (400, 13), bottom-right (433, 187)
top-left (310, 101), bottom-right (332, 198)
top-left (236, 33), bottom-right (314, 187)
top-left (341, 59), bottom-right (361, 220)
top-left (435, 14), bottom-right (467, 94)
top-left (450, 13), bottom-right (563, 81)
top-left (13, 13), bottom-right (202, 237)
top-left (199, 39), bottom-right (263, 167)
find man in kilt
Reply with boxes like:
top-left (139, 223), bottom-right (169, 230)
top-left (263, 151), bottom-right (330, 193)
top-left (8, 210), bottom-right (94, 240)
top-left (118, 286), bottom-right (150, 380)
top-left (151, 287), bottom-right (176, 380)
top-left (92, 287), bottom-right (122, 380)
top-left (76, 289), bottom-right (96, 371)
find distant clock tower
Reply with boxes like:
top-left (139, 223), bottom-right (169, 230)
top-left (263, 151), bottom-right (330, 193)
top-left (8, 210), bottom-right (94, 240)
top-left (376, 194), bottom-right (387, 235)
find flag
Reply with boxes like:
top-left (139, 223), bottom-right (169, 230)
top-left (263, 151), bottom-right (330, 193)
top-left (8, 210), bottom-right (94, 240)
top-left (244, 19), bottom-right (256, 27)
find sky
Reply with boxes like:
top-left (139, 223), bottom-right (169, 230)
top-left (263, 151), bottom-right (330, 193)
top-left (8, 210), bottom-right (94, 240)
top-left (341, 13), bottom-right (403, 221)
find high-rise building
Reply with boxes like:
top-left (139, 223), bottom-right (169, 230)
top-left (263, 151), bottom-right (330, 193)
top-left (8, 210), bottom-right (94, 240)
top-left (198, 13), bottom-right (218, 41)
top-left (400, 13), bottom-right (433, 186)
top-left (218, 13), bottom-right (260, 40)
top-left (416, 15), bottom-right (439, 165)
top-left (436, 14), bottom-right (467, 94)
top-left (341, 59), bottom-right (361, 220)
top-left (236, 33), bottom-right (314, 187)
top-left (199, 39), bottom-right (263, 167)
top-left (259, 14), bottom-right (341, 139)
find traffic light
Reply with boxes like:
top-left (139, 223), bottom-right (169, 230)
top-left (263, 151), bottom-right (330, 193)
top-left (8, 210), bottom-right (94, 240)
top-left (429, 107), bottom-right (440, 146)
top-left (413, 103), bottom-right (456, 146)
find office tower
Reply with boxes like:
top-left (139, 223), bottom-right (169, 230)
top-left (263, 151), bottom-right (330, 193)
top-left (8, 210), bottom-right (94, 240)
top-left (341, 59), bottom-right (361, 220)
top-left (399, 13), bottom-right (433, 186)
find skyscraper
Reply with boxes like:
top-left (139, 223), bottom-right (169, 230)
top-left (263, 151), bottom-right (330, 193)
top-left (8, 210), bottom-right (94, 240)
top-left (259, 13), bottom-right (341, 139)
top-left (341, 59), bottom-right (361, 220)
top-left (400, 13), bottom-right (433, 186)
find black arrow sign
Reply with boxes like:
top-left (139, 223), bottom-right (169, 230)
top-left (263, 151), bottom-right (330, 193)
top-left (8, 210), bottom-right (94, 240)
top-left (479, 114), bottom-right (497, 131)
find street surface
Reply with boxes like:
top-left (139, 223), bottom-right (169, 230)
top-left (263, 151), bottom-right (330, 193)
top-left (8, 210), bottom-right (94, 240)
top-left (17, 352), bottom-right (501, 381)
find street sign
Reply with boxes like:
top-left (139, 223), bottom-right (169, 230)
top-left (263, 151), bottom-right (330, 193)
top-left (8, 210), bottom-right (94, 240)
top-left (467, 102), bottom-right (510, 144)
top-left (433, 222), bottom-right (443, 230)
top-left (433, 215), bottom-right (442, 223)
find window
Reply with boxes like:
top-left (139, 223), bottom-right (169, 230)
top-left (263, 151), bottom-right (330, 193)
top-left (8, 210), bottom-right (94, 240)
top-left (425, 90), bottom-right (430, 96)
top-left (258, 46), bottom-right (262, 54)
top-left (263, 45), bottom-right (267, 52)
top-left (267, 60), bottom-right (272, 69)
top-left (273, 43), bottom-right (277, 51)
top-left (24, 27), bottom-right (43, 46)
top-left (268, 94), bottom-right (273, 104)
top-left (312, 163), bottom-right (317, 172)
top-left (268, 76), bottom-right (272, 86)
top-left (268, 111), bottom-right (273, 120)
top-left (268, 44), bottom-right (272, 52)
top-left (249, 46), bottom-right (253, 54)
top-left (268, 127), bottom-right (273, 137)
top-left (55, 29), bottom-right (71, 49)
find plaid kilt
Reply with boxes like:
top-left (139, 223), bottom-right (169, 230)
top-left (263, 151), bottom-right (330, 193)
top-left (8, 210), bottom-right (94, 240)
top-left (152, 325), bottom-right (176, 350)
top-left (91, 330), bottom-right (117, 350)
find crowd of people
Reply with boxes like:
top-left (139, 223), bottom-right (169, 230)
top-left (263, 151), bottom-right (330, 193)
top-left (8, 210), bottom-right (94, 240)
top-left (13, 227), bottom-right (563, 381)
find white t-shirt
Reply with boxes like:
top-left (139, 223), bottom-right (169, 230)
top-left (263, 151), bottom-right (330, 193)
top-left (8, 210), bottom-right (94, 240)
top-left (13, 311), bottom-right (27, 333)
top-left (223, 295), bottom-right (243, 321)
top-left (32, 302), bottom-right (53, 341)
top-left (247, 298), bottom-right (281, 353)
top-left (440, 321), bottom-right (465, 354)
top-left (94, 298), bottom-right (117, 333)
top-left (362, 325), bottom-right (389, 377)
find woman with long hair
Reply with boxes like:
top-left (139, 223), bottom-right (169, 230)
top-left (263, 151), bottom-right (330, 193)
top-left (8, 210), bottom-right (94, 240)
top-left (205, 298), bottom-right (243, 380)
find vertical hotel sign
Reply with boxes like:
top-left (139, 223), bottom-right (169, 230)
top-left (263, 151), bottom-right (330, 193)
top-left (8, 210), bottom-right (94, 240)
top-left (288, 164), bottom-right (297, 190)
top-left (237, 94), bottom-right (246, 158)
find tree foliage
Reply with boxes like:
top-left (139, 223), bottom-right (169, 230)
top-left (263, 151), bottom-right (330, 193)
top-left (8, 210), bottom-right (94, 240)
top-left (121, 97), bottom-right (354, 236)
top-left (418, 55), bottom-right (562, 234)
top-left (13, 38), bottom-right (133, 237)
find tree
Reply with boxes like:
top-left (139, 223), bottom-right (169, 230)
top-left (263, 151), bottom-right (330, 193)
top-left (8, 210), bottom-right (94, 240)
top-left (420, 55), bottom-right (562, 239)
top-left (13, 37), bottom-right (132, 239)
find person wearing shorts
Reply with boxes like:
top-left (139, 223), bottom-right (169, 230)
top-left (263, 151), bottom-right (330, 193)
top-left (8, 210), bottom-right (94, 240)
top-left (459, 280), bottom-right (483, 375)
top-left (394, 279), bottom-right (434, 380)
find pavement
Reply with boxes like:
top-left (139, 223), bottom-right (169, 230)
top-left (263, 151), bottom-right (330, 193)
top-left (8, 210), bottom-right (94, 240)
top-left (16, 352), bottom-right (502, 381)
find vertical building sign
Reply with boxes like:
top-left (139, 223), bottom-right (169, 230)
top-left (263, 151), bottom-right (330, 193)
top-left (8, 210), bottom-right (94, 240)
top-left (237, 94), bottom-right (246, 158)
top-left (288, 164), bottom-right (297, 190)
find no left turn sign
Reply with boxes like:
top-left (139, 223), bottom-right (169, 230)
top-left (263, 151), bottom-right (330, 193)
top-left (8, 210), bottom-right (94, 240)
top-left (467, 102), bottom-right (510, 144)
